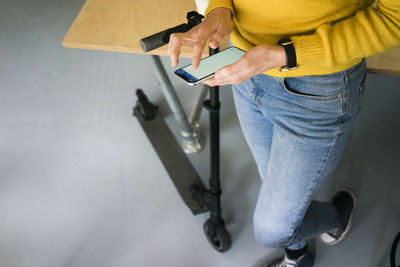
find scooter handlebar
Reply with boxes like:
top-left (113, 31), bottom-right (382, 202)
top-left (139, 30), bottom-right (169, 52)
top-left (139, 23), bottom-right (190, 52)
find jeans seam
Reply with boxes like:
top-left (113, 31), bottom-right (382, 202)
top-left (344, 59), bottom-right (365, 89)
top-left (252, 77), bottom-right (264, 105)
top-left (249, 77), bottom-right (260, 104)
top-left (252, 76), bottom-right (275, 124)
top-left (342, 85), bottom-right (346, 115)
top-left (344, 58), bottom-right (364, 78)
top-left (287, 115), bottom-right (343, 242)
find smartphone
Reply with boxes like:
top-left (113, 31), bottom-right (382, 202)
top-left (174, 46), bottom-right (246, 86)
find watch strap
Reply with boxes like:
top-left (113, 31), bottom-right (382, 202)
top-left (278, 37), bottom-right (298, 72)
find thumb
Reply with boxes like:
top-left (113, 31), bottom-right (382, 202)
top-left (214, 63), bottom-right (234, 80)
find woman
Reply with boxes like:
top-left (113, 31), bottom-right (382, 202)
top-left (168, 1), bottom-right (400, 266)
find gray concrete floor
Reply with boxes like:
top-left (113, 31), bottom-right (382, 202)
top-left (1, 0), bottom-right (399, 266)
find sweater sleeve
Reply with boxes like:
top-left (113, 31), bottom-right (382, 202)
top-left (291, 0), bottom-right (400, 68)
top-left (204, 0), bottom-right (234, 18)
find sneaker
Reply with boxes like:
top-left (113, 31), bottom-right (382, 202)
top-left (261, 252), bottom-right (315, 267)
top-left (320, 189), bottom-right (357, 246)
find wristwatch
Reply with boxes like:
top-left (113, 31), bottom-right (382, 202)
top-left (278, 37), bottom-right (299, 72)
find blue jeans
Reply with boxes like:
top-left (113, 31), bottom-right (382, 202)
top-left (232, 59), bottom-right (367, 250)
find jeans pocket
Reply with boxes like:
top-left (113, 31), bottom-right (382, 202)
top-left (281, 74), bottom-right (344, 101)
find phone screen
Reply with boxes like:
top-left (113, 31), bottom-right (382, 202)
top-left (175, 46), bottom-right (245, 84)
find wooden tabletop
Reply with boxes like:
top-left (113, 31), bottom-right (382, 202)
top-left (63, 0), bottom-right (400, 75)
top-left (62, 0), bottom-right (200, 57)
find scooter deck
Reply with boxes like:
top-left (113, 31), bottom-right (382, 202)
top-left (133, 105), bottom-right (208, 215)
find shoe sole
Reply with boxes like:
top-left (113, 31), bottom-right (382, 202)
top-left (321, 188), bottom-right (357, 246)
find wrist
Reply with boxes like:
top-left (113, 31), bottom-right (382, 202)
top-left (208, 7), bottom-right (232, 19)
top-left (260, 45), bottom-right (286, 69)
top-left (254, 45), bottom-right (288, 70)
top-left (274, 46), bottom-right (287, 68)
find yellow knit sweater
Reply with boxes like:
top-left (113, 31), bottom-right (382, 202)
top-left (204, 0), bottom-right (400, 77)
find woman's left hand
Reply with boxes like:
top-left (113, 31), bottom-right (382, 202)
top-left (203, 45), bottom-right (286, 87)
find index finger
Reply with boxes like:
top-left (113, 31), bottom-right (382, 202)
top-left (192, 42), bottom-right (207, 70)
top-left (168, 33), bottom-right (182, 67)
top-left (190, 26), bottom-right (212, 69)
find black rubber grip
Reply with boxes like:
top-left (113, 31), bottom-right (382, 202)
top-left (140, 23), bottom-right (190, 52)
top-left (140, 30), bottom-right (168, 52)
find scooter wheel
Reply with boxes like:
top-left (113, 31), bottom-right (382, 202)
top-left (203, 219), bottom-right (232, 252)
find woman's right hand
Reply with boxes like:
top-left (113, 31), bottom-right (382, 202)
top-left (168, 7), bottom-right (233, 69)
